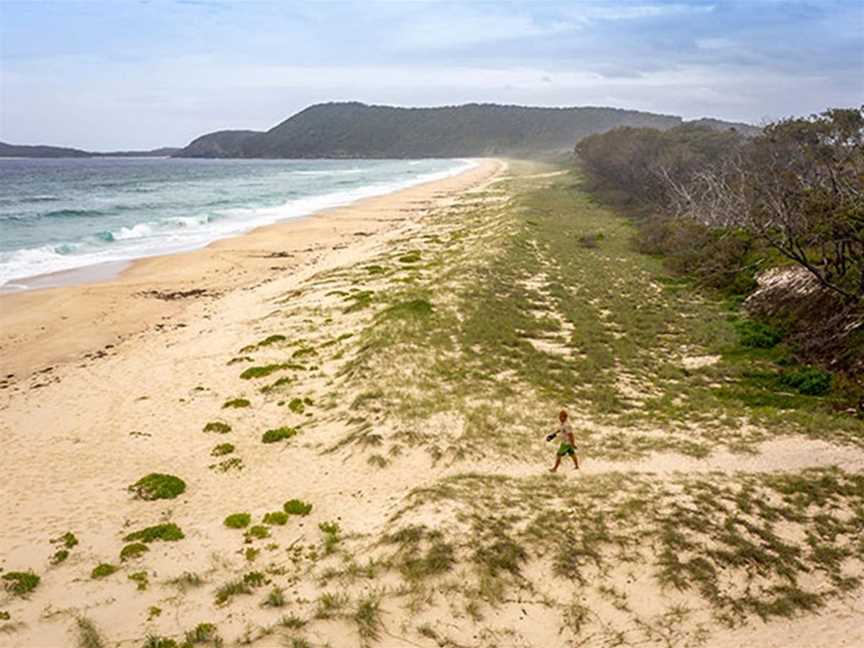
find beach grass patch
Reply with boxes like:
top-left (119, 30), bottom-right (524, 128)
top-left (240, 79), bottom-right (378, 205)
top-left (124, 523), bottom-right (184, 543)
top-left (75, 616), bottom-right (105, 648)
top-left (287, 398), bottom-right (305, 414)
top-left (90, 563), bottom-right (117, 579)
top-left (227, 355), bottom-right (254, 365)
top-left (52, 531), bottom-right (79, 549)
top-left (263, 586), bottom-right (286, 607)
top-left (50, 549), bottom-right (70, 565)
top-left (383, 298), bottom-right (433, 320)
top-left (354, 593), bottom-right (383, 644)
top-left (284, 499), bottom-right (313, 516)
top-left (398, 251), bottom-right (422, 263)
top-left (142, 635), bottom-right (177, 648)
top-left (244, 525), bottom-right (270, 541)
top-left (120, 543), bottom-right (149, 562)
top-left (210, 443), bottom-right (235, 456)
top-left (224, 513), bottom-right (251, 529)
top-left (167, 572), bottom-right (204, 591)
top-left (257, 334), bottom-right (287, 347)
top-left (214, 579), bottom-right (251, 606)
top-left (263, 511), bottom-right (288, 526)
top-left (209, 457), bottom-right (243, 472)
top-left (183, 622), bottom-right (219, 645)
top-left (315, 591), bottom-right (350, 619)
top-left (2, 571), bottom-right (39, 596)
top-left (222, 398), bottom-right (251, 409)
top-left (128, 473), bottom-right (186, 501)
top-left (262, 426), bottom-right (297, 444)
top-left (344, 290), bottom-right (374, 313)
top-left (319, 521), bottom-right (341, 555)
top-left (203, 421), bottom-right (231, 434)
top-left (128, 571), bottom-right (148, 591)
top-left (241, 364), bottom-right (291, 380)
top-left (261, 376), bottom-right (293, 393)
top-left (365, 265), bottom-right (386, 275)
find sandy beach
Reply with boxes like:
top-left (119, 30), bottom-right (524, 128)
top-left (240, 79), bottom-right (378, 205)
top-left (0, 160), bottom-right (497, 380)
top-left (2, 158), bottom-right (863, 647)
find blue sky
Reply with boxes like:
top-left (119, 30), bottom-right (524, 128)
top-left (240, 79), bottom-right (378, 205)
top-left (1, 0), bottom-right (862, 150)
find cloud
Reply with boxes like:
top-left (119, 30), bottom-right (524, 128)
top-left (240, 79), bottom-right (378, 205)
top-left (568, 2), bottom-right (716, 23)
top-left (393, 10), bottom-right (573, 50)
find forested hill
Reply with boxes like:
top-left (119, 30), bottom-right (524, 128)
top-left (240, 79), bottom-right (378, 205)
top-left (0, 142), bottom-right (181, 158)
top-left (175, 102), bottom-right (757, 159)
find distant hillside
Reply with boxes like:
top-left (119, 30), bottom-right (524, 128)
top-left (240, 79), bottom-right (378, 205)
top-left (178, 130), bottom-right (264, 158)
top-left (0, 142), bottom-right (92, 158)
top-left (0, 141), bottom-right (180, 158)
top-left (175, 102), bottom-right (757, 159)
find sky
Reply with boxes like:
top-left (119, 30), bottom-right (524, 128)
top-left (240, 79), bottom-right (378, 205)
top-left (1, 0), bottom-right (862, 150)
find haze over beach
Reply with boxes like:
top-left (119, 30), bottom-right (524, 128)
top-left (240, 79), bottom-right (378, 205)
top-left (1, 2), bottom-right (864, 647)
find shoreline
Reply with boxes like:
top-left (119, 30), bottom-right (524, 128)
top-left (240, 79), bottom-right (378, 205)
top-left (0, 158), bottom-right (503, 380)
top-left (0, 158), bottom-right (478, 293)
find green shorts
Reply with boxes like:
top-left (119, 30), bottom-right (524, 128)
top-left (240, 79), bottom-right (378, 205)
top-left (557, 442), bottom-right (576, 457)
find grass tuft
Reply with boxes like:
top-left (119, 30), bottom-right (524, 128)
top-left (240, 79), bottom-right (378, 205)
top-left (222, 398), bottom-right (251, 409)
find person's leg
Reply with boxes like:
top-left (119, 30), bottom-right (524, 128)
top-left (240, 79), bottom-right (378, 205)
top-left (571, 453), bottom-right (579, 469)
top-left (550, 454), bottom-right (562, 472)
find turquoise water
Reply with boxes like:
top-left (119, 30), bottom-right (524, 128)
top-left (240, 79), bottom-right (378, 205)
top-left (0, 157), bottom-right (471, 289)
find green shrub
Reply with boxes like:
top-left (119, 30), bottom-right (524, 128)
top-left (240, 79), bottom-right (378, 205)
top-left (120, 543), bottom-right (149, 562)
top-left (203, 421), bottom-right (231, 434)
top-left (263, 511), bottom-right (288, 526)
top-left (211, 443), bottom-right (235, 456)
top-left (128, 473), bottom-right (186, 501)
top-left (224, 513), bottom-right (251, 529)
top-left (124, 523), bottom-right (185, 543)
top-left (262, 426), bottom-right (297, 444)
top-left (779, 367), bottom-right (833, 396)
top-left (735, 319), bottom-right (783, 349)
top-left (365, 264), bottom-right (386, 274)
top-left (222, 398), bottom-right (251, 408)
top-left (2, 571), bottom-right (39, 595)
top-left (283, 499), bottom-right (312, 516)
top-left (91, 563), bottom-right (118, 579)
top-left (287, 398), bottom-right (305, 414)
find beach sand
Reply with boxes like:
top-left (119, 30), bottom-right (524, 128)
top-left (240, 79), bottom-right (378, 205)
top-left (1, 157), bottom-right (863, 647)
top-left (0, 160), bottom-right (497, 380)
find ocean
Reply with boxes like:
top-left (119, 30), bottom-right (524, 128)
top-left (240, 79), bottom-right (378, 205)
top-left (0, 157), bottom-right (473, 290)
